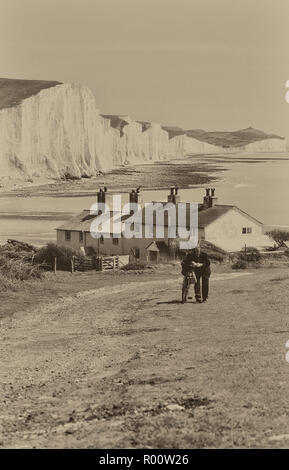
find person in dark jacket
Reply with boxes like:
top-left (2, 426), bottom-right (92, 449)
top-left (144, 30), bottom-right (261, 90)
top-left (182, 244), bottom-right (211, 303)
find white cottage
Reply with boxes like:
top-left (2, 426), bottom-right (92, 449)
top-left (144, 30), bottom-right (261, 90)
top-left (197, 188), bottom-right (274, 252)
top-left (56, 187), bottom-right (274, 258)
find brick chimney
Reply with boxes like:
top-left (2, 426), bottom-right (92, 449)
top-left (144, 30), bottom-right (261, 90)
top-left (203, 188), bottom-right (218, 209)
top-left (203, 188), bottom-right (210, 208)
top-left (167, 186), bottom-right (180, 204)
top-left (96, 187), bottom-right (107, 215)
top-left (97, 187), bottom-right (107, 204)
top-left (209, 188), bottom-right (218, 207)
top-left (129, 188), bottom-right (141, 214)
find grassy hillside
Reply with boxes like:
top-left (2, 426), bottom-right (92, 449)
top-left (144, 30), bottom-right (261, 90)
top-left (161, 126), bottom-right (186, 139)
top-left (185, 127), bottom-right (285, 148)
top-left (0, 78), bottom-right (62, 110)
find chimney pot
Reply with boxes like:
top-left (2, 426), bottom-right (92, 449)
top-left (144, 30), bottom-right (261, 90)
top-left (209, 188), bottom-right (218, 207)
top-left (97, 187), bottom-right (106, 204)
top-left (129, 188), bottom-right (139, 205)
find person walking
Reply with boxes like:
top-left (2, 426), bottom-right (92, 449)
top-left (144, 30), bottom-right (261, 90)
top-left (182, 244), bottom-right (211, 303)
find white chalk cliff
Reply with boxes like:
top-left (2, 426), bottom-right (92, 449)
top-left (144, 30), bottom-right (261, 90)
top-left (0, 79), bottom-right (286, 181)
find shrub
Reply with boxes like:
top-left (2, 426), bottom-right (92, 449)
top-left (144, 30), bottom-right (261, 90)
top-left (121, 261), bottom-right (147, 271)
top-left (238, 247), bottom-right (261, 262)
top-left (232, 247), bottom-right (262, 269)
top-left (0, 255), bottom-right (42, 281)
top-left (0, 239), bottom-right (37, 262)
top-left (0, 239), bottom-right (43, 290)
top-left (0, 273), bottom-right (18, 291)
top-left (34, 243), bottom-right (84, 270)
top-left (232, 259), bottom-right (249, 270)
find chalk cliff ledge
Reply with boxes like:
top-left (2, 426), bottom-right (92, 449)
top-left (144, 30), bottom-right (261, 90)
top-left (0, 78), bottom-right (286, 181)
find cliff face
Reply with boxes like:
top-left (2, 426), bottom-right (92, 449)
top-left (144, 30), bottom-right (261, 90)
top-left (237, 138), bottom-right (286, 152)
top-left (0, 79), bottom-right (286, 181)
top-left (0, 82), bottom-right (104, 179)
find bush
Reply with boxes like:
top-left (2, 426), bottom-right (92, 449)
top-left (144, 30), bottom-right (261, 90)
top-left (0, 273), bottom-right (18, 291)
top-left (232, 259), bottom-right (249, 270)
top-left (121, 261), bottom-right (147, 271)
top-left (238, 247), bottom-right (261, 262)
top-left (0, 255), bottom-right (42, 281)
top-left (0, 239), bottom-right (47, 290)
top-left (34, 243), bottom-right (84, 270)
top-left (232, 247), bottom-right (262, 269)
top-left (0, 239), bottom-right (37, 262)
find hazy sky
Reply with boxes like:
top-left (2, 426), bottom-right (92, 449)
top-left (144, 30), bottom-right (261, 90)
top-left (1, 0), bottom-right (289, 140)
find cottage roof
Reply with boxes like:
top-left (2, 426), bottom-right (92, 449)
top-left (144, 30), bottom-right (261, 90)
top-left (56, 210), bottom-right (131, 233)
top-left (198, 204), bottom-right (263, 227)
top-left (198, 204), bottom-right (233, 227)
top-left (56, 203), bottom-right (262, 233)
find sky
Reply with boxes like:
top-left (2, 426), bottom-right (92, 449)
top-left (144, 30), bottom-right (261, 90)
top-left (1, 0), bottom-right (289, 141)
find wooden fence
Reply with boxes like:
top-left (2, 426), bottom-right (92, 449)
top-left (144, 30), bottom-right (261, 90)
top-left (39, 255), bottom-right (122, 273)
top-left (73, 255), bottom-right (119, 272)
top-left (99, 256), bottom-right (119, 271)
top-left (73, 256), bottom-right (97, 272)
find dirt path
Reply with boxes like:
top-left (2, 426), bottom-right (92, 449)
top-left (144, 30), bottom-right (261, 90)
top-left (1, 269), bottom-right (288, 449)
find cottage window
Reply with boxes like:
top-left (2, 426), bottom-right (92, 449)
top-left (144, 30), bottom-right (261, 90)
top-left (79, 232), bottom-right (83, 242)
top-left (242, 227), bottom-right (252, 234)
top-left (242, 227), bottom-right (246, 234)
top-left (65, 231), bottom-right (71, 241)
top-left (112, 237), bottom-right (119, 245)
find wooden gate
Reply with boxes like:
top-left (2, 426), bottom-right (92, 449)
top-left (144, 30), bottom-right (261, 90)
top-left (100, 256), bottom-right (119, 271)
top-left (74, 256), bottom-right (95, 272)
top-left (72, 255), bottom-right (119, 272)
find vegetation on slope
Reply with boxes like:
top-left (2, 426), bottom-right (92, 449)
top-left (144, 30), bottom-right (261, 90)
top-left (0, 78), bottom-right (62, 110)
top-left (0, 78), bottom-right (283, 150)
top-left (0, 240), bottom-right (82, 290)
top-left (0, 240), bottom-right (42, 289)
top-left (185, 127), bottom-right (285, 148)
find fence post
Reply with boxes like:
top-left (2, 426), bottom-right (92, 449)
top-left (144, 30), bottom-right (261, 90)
top-left (71, 256), bottom-right (75, 274)
top-left (54, 256), bottom-right (57, 275)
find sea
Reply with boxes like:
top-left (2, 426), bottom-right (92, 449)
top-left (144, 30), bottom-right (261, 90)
top-left (0, 153), bottom-right (288, 246)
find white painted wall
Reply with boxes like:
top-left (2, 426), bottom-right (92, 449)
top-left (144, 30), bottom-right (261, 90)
top-left (204, 208), bottom-right (274, 251)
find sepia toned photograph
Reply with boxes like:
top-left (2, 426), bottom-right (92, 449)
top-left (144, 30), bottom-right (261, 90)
top-left (0, 0), bottom-right (289, 452)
